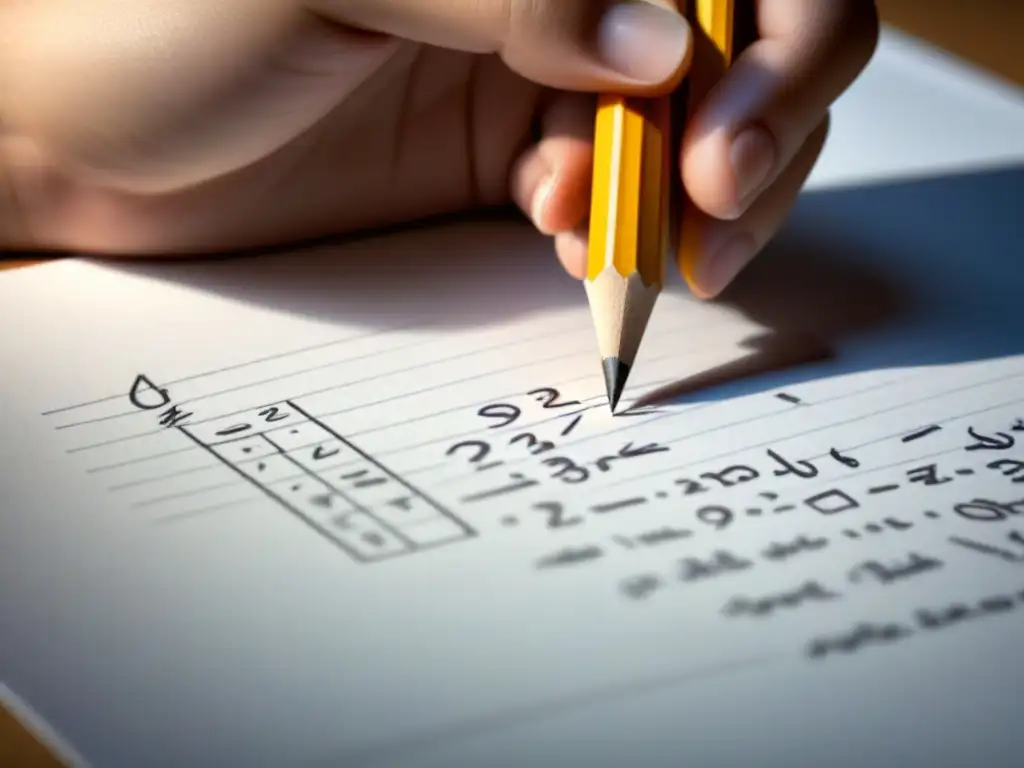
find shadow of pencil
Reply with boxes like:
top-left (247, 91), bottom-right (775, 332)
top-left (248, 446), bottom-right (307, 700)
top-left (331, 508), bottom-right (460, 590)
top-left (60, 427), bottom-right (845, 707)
top-left (634, 225), bottom-right (906, 405)
top-left (633, 332), bottom-right (834, 407)
top-left (636, 164), bottom-right (1024, 405)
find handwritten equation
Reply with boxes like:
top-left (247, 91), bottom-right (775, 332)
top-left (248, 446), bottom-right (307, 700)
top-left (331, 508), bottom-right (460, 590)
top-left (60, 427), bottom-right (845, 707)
top-left (419, 383), bottom-right (1024, 660)
top-left (128, 374), bottom-right (475, 562)
top-left (58, 356), bottom-right (1024, 665)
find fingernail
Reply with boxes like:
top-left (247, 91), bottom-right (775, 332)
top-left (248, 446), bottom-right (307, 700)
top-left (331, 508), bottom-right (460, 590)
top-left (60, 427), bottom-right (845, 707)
top-left (730, 125), bottom-right (775, 214)
top-left (695, 232), bottom-right (756, 297)
top-left (531, 175), bottom-right (556, 234)
top-left (597, 2), bottom-right (690, 84)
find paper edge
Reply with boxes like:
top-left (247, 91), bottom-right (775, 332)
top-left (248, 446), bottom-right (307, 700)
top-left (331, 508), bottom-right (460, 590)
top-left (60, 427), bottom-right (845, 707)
top-left (0, 683), bottom-right (92, 768)
top-left (876, 25), bottom-right (1024, 104)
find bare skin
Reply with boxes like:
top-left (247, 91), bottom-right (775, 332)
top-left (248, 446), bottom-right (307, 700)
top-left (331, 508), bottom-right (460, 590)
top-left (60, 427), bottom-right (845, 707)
top-left (0, 0), bottom-right (878, 297)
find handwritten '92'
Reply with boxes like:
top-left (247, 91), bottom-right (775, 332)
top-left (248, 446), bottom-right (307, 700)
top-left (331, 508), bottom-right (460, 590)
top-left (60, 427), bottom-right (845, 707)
top-left (476, 387), bottom-right (583, 429)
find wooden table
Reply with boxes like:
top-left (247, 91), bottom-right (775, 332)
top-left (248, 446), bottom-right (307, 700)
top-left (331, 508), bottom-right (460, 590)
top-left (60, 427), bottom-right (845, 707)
top-left (2, 3), bottom-right (1022, 764)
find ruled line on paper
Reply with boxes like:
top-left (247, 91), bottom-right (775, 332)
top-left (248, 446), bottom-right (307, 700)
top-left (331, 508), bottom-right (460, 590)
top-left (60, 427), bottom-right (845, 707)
top-left (41, 324), bottom-right (414, 416)
top-left (633, 368), bottom-right (1023, 464)
top-left (312, 362), bottom-right (679, 442)
top-left (58, 318), bottom-right (981, 461)
top-left (49, 303), bottom-right (983, 462)
top-left (559, 369), bottom-right (925, 451)
top-left (52, 317), bottom-right (598, 431)
top-left (408, 365), bottom-right (1008, 487)
top-left (822, 397), bottom-right (1022, 457)
top-left (420, 394), bottom-right (1024, 498)
top-left (792, 446), bottom-right (978, 500)
top-left (52, 332), bottom-right (433, 431)
top-left (151, 497), bottom-right (261, 525)
top-left (82, 359), bottom-right (935, 490)
top-left (339, 371), bottom-right (688, 454)
top-left (625, 416), bottom-right (1016, 500)
top-left (103, 386), bottom-right (638, 493)
top-left (108, 462), bottom-right (223, 492)
top-left (131, 480), bottom-right (246, 509)
top-left (120, 432), bottom-right (1002, 524)
top-left (448, 387), bottom-right (1017, 497)
top-left (102, 364), bottom-right (1023, 514)
top-left (63, 348), bottom-right (583, 454)
top-left (600, 386), bottom-right (1024, 490)
top-left (61, 328), bottom-right (590, 443)
top-left (79, 365), bottom-right (696, 479)
top-left (65, 344), bottom-right (592, 454)
top-left (86, 446), bottom-right (197, 474)
top-left (94, 387), bottom-right (629, 495)
top-left (77, 355), bottom-right (1022, 493)
top-left (59, 314), bottom-right (722, 454)
top-left (46, 285), bottom-right (1020, 524)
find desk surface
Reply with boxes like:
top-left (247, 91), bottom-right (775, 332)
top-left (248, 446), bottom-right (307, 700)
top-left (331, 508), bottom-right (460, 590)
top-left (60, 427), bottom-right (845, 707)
top-left (2, 3), bottom-right (1022, 765)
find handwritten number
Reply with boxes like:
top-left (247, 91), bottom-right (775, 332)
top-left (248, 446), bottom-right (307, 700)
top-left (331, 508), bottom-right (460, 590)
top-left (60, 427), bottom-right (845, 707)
top-left (510, 432), bottom-right (555, 455)
top-left (965, 426), bottom-right (1014, 451)
top-left (988, 459), bottom-right (1024, 482)
top-left (258, 406), bottom-right (289, 423)
top-left (542, 457), bottom-right (590, 484)
top-left (767, 449), bottom-right (818, 479)
top-left (477, 403), bottom-right (521, 428)
top-left (676, 478), bottom-right (709, 495)
top-left (560, 413), bottom-right (584, 437)
top-left (533, 502), bottom-right (583, 529)
top-left (700, 465), bottom-right (758, 488)
top-left (528, 387), bottom-right (581, 410)
top-left (446, 440), bottom-right (491, 464)
top-left (696, 505), bottom-right (734, 530)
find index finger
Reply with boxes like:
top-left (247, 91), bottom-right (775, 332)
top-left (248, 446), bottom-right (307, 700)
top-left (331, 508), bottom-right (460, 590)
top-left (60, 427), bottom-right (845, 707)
top-left (681, 0), bottom-right (879, 219)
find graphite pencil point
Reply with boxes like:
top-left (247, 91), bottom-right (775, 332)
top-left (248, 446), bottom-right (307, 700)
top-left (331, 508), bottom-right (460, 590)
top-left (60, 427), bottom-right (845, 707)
top-left (602, 357), bottom-right (631, 413)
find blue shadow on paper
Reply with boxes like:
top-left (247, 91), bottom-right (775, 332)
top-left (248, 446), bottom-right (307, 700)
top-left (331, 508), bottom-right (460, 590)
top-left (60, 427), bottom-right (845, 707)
top-left (640, 163), bottom-right (1024, 405)
top-left (100, 164), bottom-right (1023, 407)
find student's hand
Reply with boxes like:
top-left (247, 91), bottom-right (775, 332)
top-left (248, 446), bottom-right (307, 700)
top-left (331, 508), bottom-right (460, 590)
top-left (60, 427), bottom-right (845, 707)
top-left (0, 0), bottom-right (877, 298)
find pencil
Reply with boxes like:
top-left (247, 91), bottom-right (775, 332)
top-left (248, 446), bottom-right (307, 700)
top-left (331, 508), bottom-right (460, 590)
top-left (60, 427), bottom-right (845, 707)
top-left (586, 0), bottom-right (737, 413)
top-left (584, 92), bottom-right (671, 413)
top-left (678, 0), bottom-right (737, 293)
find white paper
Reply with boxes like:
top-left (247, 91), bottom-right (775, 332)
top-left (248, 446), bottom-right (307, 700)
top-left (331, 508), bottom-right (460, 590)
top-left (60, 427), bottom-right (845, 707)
top-left (2, 28), bottom-right (1024, 768)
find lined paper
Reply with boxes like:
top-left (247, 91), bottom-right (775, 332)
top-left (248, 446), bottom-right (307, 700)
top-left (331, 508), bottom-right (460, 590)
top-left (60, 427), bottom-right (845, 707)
top-left (3, 28), bottom-right (1024, 768)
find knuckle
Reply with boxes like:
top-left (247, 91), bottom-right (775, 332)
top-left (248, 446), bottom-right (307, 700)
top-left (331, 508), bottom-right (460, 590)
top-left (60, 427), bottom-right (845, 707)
top-left (506, 0), bottom-right (596, 48)
top-left (789, 0), bottom-right (878, 89)
top-left (492, 0), bottom-right (517, 52)
top-left (835, 0), bottom-right (881, 66)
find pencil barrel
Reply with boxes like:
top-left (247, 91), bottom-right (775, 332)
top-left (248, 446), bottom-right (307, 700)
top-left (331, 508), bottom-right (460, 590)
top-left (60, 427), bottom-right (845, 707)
top-left (677, 0), bottom-right (739, 284)
top-left (586, 95), bottom-right (671, 288)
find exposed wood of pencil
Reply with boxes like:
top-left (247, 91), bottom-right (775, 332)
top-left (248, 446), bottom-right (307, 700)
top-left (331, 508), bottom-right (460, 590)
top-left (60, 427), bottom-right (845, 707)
top-left (585, 94), bottom-right (671, 410)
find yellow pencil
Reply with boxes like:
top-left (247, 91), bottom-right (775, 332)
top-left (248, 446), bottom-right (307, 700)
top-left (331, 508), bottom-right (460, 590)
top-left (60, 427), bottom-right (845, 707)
top-left (584, 91), bottom-right (671, 412)
top-left (586, 0), bottom-right (737, 413)
top-left (678, 0), bottom-right (737, 292)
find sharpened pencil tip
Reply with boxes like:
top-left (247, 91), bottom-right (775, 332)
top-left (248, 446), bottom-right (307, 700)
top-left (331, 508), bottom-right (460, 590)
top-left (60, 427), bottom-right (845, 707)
top-left (602, 357), bottom-right (631, 413)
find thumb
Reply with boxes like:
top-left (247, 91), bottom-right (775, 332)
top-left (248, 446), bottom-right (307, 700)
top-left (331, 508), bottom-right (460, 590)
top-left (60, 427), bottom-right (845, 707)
top-left (315, 0), bottom-right (692, 93)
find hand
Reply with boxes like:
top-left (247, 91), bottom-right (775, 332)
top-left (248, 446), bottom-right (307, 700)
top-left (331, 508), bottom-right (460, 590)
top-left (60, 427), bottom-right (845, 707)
top-left (0, 0), bottom-right (877, 299)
